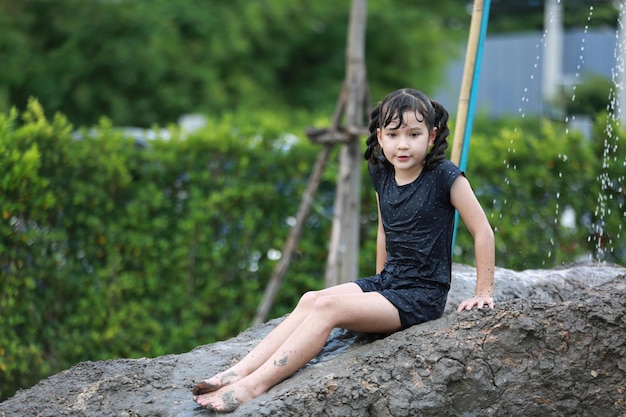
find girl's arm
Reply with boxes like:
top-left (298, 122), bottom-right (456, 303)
top-left (375, 192), bottom-right (387, 274)
top-left (450, 175), bottom-right (496, 311)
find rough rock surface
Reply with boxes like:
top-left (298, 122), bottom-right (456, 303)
top-left (2, 263), bottom-right (626, 417)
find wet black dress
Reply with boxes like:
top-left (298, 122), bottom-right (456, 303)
top-left (354, 160), bottom-right (462, 329)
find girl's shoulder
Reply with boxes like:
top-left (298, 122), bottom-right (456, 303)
top-left (368, 162), bottom-right (394, 192)
top-left (368, 162), bottom-right (393, 178)
top-left (432, 159), bottom-right (460, 173)
top-left (428, 160), bottom-right (463, 190)
top-left (430, 160), bottom-right (462, 177)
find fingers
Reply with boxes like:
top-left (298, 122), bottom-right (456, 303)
top-left (456, 296), bottom-right (495, 312)
top-left (456, 300), bottom-right (473, 312)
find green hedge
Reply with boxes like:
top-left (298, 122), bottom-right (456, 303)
top-left (453, 114), bottom-right (625, 268)
top-left (1, 101), bottom-right (624, 400)
top-left (0, 100), bottom-right (336, 399)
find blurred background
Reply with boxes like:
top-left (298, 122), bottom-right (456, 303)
top-left (1, 0), bottom-right (623, 402)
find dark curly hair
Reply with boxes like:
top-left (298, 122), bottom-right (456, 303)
top-left (364, 88), bottom-right (450, 171)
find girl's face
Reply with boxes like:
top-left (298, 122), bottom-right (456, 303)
top-left (377, 109), bottom-right (436, 180)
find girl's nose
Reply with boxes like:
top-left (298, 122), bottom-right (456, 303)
top-left (397, 136), bottom-right (409, 149)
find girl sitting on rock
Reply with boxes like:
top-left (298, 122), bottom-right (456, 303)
top-left (192, 87), bottom-right (495, 412)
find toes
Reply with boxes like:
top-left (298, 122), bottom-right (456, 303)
top-left (192, 380), bottom-right (218, 395)
top-left (196, 390), bottom-right (242, 413)
top-left (219, 390), bottom-right (242, 412)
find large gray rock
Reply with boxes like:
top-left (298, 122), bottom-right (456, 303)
top-left (1, 263), bottom-right (625, 417)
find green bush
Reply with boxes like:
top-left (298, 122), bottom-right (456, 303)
top-left (454, 116), bottom-right (624, 269)
top-left (0, 100), bottom-right (335, 400)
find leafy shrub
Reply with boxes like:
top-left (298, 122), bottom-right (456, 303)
top-left (0, 100), bottom-right (333, 400)
top-left (454, 115), bottom-right (624, 269)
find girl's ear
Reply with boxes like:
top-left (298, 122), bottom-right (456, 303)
top-left (429, 127), bottom-right (437, 146)
top-left (377, 127), bottom-right (382, 144)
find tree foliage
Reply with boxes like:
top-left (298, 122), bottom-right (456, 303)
top-left (488, 0), bottom-right (618, 33)
top-left (0, 0), bottom-right (468, 127)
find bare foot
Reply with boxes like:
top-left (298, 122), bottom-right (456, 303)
top-left (195, 382), bottom-right (255, 413)
top-left (191, 369), bottom-right (241, 396)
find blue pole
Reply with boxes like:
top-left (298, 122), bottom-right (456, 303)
top-left (452, 0), bottom-right (491, 250)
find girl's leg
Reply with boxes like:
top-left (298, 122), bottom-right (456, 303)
top-left (196, 291), bottom-right (401, 411)
top-left (192, 283), bottom-right (365, 396)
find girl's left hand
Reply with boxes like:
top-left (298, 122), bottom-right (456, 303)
top-left (456, 296), bottom-right (495, 312)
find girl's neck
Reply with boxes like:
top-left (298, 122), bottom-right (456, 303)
top-left (394, 165), bottom-right (423, 186)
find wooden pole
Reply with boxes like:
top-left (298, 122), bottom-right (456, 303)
top-left (324, 0), bottom-right (368, 287)
top-left (253, 0), bottom-right (369, 323)
top-left (451, 0), bottom-right (491, 250)
top-left (451, 0), bottom-right (485, 166)
top-left (252, 145), bottom-right (331, 325)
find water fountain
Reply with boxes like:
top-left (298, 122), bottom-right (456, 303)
top-left (497, 0), bottom-right (625, 267)
top-left (590, 1), bottom-right (625, 262)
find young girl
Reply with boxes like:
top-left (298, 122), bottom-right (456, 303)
top-left (192, 88), bottom-right (495, 412)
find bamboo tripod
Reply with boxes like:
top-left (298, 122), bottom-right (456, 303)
top-left (254, 0), bottom-right (490, 325)
top-left (253, 0), bottom-right (369, 325)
